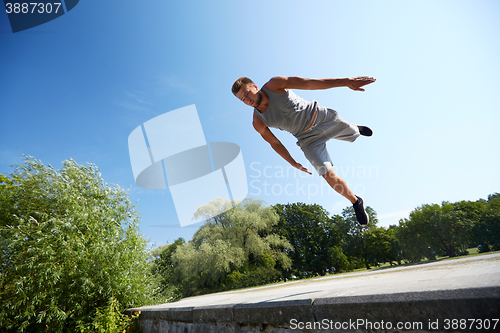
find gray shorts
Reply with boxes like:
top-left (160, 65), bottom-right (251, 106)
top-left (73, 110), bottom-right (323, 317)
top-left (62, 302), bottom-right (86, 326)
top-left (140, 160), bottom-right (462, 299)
top-left (295, 108), bottom-right (360, 176)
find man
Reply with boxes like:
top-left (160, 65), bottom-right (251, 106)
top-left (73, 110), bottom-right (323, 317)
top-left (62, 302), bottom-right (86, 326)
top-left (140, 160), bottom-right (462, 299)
top-left (232, 76), bottom-right (375, 226)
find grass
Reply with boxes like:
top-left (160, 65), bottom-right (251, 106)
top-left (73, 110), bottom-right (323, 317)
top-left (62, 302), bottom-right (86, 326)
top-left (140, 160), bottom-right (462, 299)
top-left (265, 248), bottom-right (500, 285)
top-left (368, 247), bottom-right (499, 272)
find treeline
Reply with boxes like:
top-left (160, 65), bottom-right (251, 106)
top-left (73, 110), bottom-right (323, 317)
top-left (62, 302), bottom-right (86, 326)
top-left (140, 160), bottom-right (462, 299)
top-left (152, 194), bottom-right (500, 300)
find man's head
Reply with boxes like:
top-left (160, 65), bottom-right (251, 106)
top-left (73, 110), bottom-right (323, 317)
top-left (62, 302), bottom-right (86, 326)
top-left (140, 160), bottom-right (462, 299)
top-left (232, 77), bottom-right (262, 108)
top-left (231, 77), bottom-right (254, 96)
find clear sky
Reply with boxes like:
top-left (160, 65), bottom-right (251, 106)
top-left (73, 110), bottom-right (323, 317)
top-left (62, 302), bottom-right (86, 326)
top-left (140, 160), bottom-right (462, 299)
top-left (1, 1), bottom-right (499, 247)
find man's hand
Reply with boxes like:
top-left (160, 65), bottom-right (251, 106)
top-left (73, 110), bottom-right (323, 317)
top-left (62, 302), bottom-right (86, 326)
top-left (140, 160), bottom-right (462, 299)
top-left (293, 162), bottom-right (312, 175)
top-left (346, 76), bottom-right (376, 91)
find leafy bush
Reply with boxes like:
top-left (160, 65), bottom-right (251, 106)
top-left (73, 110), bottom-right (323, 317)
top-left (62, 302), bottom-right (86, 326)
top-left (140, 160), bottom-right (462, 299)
top-left (0, 156), bottom-right (156, 332)
top-left (77, 297), bottom-right (141, 333)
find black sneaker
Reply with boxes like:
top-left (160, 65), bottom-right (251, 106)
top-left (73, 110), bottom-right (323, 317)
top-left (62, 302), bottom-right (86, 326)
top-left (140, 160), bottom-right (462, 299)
top-left (353, 196), bottom-right (369, 226)
top-left (357, 125), bottom-right (373, 137)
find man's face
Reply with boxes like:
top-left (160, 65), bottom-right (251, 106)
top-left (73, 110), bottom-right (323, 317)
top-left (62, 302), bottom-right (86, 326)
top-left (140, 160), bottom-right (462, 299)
top-left (236, 83), bottom-right (261, 108)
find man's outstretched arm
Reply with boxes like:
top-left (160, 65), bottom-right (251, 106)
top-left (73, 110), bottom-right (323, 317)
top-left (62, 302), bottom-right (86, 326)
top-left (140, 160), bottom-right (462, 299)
top-left (253, 114), bottom-right (311, 175)
top-left (265, 76), bottom-right (376, 92)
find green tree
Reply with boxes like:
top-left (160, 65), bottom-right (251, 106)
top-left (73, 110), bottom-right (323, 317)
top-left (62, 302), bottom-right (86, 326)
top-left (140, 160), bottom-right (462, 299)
top-left (273, 203), bottom-right (348, 277)
top-left (453, 200), bottom-right (486, 223)
top-left (396, 202), bottom-right (474, 261)
top-left (472, 194), bottom-right (500, 251)
top-left (0, 173), bottom-right (14, 272)
top-left (395, 216), bottom-right (431, 262)
top-left (151, 238), bottom-right (185, 302)
top-left (397, 205), bottom-right (441, 261)
top-left (488, 193), bottom-right (500, 202)
top-left (172, 198), bottom-right (291, 296)
top-left (364, 227), bottom-right (392, 267)
top-left (433, 202), bottom-right (472, 256)
top-left (335, 206), bottom-right (378, 270)
top-left (0, 156), bottom-right (156, 332)
top-left (386, 226), bottom-right (404, 265)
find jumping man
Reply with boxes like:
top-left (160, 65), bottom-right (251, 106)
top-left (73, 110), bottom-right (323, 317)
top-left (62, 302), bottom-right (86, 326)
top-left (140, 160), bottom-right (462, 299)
top-left (232, 76), bottom-right (376, 226)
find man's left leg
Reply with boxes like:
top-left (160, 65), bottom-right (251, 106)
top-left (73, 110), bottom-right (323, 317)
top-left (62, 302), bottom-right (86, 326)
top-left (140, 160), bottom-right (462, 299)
top-left (302, 142), bottom-right (369, 226)
top-left (322, 167), bottom-right (357, 203)
top-left (322, 168), bottom-right (369, 226)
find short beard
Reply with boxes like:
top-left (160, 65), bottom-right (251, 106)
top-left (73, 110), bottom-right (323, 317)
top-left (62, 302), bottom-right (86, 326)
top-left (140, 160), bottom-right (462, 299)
top-left (254, 92), bottom-right (262, 108)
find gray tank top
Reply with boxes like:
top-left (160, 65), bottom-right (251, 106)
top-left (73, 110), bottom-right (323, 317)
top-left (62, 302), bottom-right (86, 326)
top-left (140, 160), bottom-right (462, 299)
top-left (254, 87), bottom-right (323, 137)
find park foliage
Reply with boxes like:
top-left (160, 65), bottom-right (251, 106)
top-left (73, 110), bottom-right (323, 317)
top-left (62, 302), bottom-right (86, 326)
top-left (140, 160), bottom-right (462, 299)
top-left (0, 156), bottom-right (498, 331)
top-left (153, 193), bottom-right (499, 300)
top-left (0, 157), bottom-right (156, 332)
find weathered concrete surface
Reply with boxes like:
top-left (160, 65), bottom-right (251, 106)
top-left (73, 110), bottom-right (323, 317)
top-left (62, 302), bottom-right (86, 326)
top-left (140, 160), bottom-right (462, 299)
top-left (129, 253), bottom-right (500, 332)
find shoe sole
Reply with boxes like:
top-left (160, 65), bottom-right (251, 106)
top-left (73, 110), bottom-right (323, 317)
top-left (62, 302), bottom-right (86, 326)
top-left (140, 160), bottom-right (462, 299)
top-left (357, 126), bottom-right (373, 137)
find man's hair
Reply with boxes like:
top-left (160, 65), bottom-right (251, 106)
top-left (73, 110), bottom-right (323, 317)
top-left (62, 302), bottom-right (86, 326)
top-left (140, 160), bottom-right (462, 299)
top-left (232, 77), bottom-right (254, 96)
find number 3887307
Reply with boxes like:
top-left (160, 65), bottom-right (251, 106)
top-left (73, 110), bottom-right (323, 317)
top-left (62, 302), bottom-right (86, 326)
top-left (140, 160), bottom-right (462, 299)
top-left (5, 3), bottom-right (62, 14)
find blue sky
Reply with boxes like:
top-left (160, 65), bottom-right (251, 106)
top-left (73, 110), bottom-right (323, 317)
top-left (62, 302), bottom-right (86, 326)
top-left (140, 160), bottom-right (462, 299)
top-left (1, 1), bottom-right (499, 247)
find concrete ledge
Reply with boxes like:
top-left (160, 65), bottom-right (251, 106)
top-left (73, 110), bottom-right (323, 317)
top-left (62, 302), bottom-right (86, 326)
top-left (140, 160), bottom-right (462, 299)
top-left (131, 287), bottom-right (500, 332)
top-left (233, 299), bottom-right (315, 325)
top-left (193, 304), bottom-right (235, 323)
top-left (313, 287), bottom-right (500, 326)
top-left (129, 254), bottom-right (500, 332)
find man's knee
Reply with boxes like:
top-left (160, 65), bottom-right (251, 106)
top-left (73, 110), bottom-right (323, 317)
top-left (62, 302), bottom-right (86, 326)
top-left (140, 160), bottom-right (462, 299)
top-left (318, 163), bottom-right (334, 177)
top-left (322, 167), bottom-right (336, 179)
